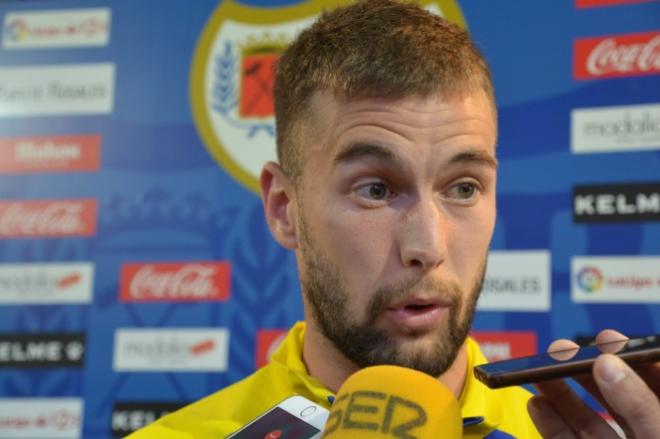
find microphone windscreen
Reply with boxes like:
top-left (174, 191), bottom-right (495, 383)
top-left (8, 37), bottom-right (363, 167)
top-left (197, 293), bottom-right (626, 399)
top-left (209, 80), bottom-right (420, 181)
top-left (322, 365), bottom-right (462, 438)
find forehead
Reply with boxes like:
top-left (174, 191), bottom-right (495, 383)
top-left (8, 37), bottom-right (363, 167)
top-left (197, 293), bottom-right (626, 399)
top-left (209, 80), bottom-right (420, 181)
top-left (299, 90), bottom-right (497, 162)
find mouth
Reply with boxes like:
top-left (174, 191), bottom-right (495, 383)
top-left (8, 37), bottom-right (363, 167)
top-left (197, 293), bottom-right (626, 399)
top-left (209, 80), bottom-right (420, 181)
top-left (383, 297), bottom-right (450, 332)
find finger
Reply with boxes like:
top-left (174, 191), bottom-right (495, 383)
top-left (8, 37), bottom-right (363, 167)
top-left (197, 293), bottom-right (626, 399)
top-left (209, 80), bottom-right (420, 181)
top-left (570, 372), bottom-right (628, 432)
top-left (527, 396), bottom-right (577, 439)
top-left (594, 329), bottom-right (628, 345)
top-left (535, 379), bottom-right (618, 438)
top-left (594, 354), bottom-right (660, 439)
top-left (547, 338), bottom-right (579, 352)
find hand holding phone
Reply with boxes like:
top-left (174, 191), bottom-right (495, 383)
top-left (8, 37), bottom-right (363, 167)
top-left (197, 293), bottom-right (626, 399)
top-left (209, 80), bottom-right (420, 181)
top-left (523, 330), bottom-right (660, 439)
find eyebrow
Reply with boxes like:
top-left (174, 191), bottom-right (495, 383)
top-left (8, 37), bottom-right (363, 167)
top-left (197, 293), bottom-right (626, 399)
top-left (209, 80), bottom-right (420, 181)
top-left (333, 142), bottom-right (396, 166)
top-left (333, 141), bottom-right (498, 169)
top-left (449, 150), bottom-right (498, 169)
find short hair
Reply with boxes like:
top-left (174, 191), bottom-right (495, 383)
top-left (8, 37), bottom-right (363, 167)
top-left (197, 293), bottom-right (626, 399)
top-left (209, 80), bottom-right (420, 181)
top-left (273, 0), bottom-right (494, 183)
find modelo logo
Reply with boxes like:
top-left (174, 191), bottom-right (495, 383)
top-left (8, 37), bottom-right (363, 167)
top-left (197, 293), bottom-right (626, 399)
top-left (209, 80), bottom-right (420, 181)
top-left (571, 103), bottom-right (660, 154)
top-left (0, 134), bottom-right (101, 174)
top-left (573, 183), bottom-right (660, 222)
top-left (119, 261), bottom-right (231, 302)
top-left (111, 402), bottom-right (188, 436)
top-left (189, 0), bottom-right (465, 192)
top-left (0, 199), bottom-right (97, 238)
top-left (113, 328), bottom-right (229, 371)
top-left (0, 334), bottom-right (85, 368)
top-left (324, 391), bottom-right (427, 437)
top-left (0, 262), bottom-right (93, 304)
top-left (574, 31), bottom-right (660, 79)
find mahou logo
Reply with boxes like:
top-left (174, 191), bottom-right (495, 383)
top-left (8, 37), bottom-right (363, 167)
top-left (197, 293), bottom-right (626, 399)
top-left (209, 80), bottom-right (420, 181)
top-left (0, 200), bottom-right (97, 238)
top-left (576, 0), bottom-right (656, 8)
top-left (471, 331), bottom-right (537, 362)
top-left (0, 134), bottom-right (101, 174)
top-left (120, 261), bottom-right (231, 302)
top-left (574, 31), bottom-right (660, 79)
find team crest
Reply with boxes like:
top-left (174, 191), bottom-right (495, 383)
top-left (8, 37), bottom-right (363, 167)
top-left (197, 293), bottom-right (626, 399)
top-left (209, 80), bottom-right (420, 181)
top-left (190, 0), bottom-right (466, 193)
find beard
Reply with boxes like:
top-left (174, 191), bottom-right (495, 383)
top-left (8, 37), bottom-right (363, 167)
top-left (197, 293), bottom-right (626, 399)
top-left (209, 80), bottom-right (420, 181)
top-left (299, 219), bottom-right (486, 378)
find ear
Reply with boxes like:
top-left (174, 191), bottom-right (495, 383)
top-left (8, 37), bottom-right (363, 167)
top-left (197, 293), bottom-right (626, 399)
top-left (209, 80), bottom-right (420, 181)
top-left (260, 161), bottom-right (299, 249)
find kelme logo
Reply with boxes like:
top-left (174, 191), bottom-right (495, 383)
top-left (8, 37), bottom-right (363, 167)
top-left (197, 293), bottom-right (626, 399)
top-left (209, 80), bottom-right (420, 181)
top-left (577, 266), bottom-right (604, 293)
top-left (190, 0), bottom-right (466, 192)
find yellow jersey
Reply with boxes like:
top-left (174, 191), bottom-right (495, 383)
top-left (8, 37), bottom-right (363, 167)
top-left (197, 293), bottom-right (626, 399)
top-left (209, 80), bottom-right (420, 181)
top-left (128, 322), bottom-right (541, 438)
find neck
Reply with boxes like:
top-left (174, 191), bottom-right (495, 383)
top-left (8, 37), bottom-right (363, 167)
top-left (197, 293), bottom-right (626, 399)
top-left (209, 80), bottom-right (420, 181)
top-left (302, 321), bottom-right (469, 399)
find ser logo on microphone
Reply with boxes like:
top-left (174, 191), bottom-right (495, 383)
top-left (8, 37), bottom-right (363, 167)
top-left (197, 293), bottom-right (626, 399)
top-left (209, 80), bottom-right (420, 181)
top-left (323, 390), bottom-right (427, 438)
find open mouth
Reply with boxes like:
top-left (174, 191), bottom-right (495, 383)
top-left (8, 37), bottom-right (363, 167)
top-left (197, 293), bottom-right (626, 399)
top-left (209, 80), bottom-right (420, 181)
top-left (403, 303), bottom-right (437, 313)
top-left (384, 299), bottom-right (447, 330)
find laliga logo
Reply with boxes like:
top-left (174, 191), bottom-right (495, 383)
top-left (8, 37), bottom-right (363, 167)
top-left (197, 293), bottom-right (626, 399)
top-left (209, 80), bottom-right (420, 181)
top-left (577, 267), bottom-right (604, 293)
top-left (3, 19), bottom-right (28, 42)
top-left (190, 0), bottom-right (465, 193)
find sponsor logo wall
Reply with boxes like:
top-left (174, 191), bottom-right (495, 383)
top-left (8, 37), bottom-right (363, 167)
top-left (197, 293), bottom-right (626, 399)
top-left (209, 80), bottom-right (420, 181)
top-left (0, 0), bottom-right (657, 438)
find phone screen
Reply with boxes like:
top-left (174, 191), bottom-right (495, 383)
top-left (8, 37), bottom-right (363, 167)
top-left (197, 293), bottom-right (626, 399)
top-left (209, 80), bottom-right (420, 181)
top-left (229, 407), bottom-right (321, 439)
top-left (475, 335), bottom-right (660, 388)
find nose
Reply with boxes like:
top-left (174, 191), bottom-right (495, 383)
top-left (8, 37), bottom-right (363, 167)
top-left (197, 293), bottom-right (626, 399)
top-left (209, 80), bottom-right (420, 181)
top-left (398, 196), bottom-right (446, 270)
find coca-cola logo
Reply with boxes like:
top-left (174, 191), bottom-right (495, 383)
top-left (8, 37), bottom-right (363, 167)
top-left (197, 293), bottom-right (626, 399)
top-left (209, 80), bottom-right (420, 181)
top-left (0, 200), bottom-right (97, 238)
top-left (119, 262), bottom-right (231, 302)
top-left (575, 31), bottom-right (660, 79)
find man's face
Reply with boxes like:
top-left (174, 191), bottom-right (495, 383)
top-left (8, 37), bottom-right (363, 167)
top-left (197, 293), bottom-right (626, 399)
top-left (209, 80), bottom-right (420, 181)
top-left (293, 90), bottom-right (497, 377)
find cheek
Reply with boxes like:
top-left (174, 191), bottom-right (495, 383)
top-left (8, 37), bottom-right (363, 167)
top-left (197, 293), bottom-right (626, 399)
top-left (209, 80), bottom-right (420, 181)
top-left (448, 205), bottom-right (495, 274)
top-left (322, 210), bottom-right (394, 286)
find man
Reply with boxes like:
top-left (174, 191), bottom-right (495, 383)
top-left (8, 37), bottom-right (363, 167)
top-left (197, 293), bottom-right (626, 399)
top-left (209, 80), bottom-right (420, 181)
top-left (131, 1), bottom-right (659, 437)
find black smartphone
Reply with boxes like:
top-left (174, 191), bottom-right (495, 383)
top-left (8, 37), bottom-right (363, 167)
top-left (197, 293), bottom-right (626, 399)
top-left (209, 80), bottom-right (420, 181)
top-left (474, 335), bottom-right (660, 389)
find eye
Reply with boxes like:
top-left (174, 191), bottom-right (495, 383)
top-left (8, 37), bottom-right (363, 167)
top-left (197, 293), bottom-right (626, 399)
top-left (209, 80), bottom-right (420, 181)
top-left (354, 182), bottom-right (392, 201)
top-left (446, 181), bottom-right (480, 201)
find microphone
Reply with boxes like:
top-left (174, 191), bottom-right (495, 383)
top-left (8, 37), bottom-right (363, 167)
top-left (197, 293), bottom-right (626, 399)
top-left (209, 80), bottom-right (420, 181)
top-left (322, 365), bottom-right (462, 438)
